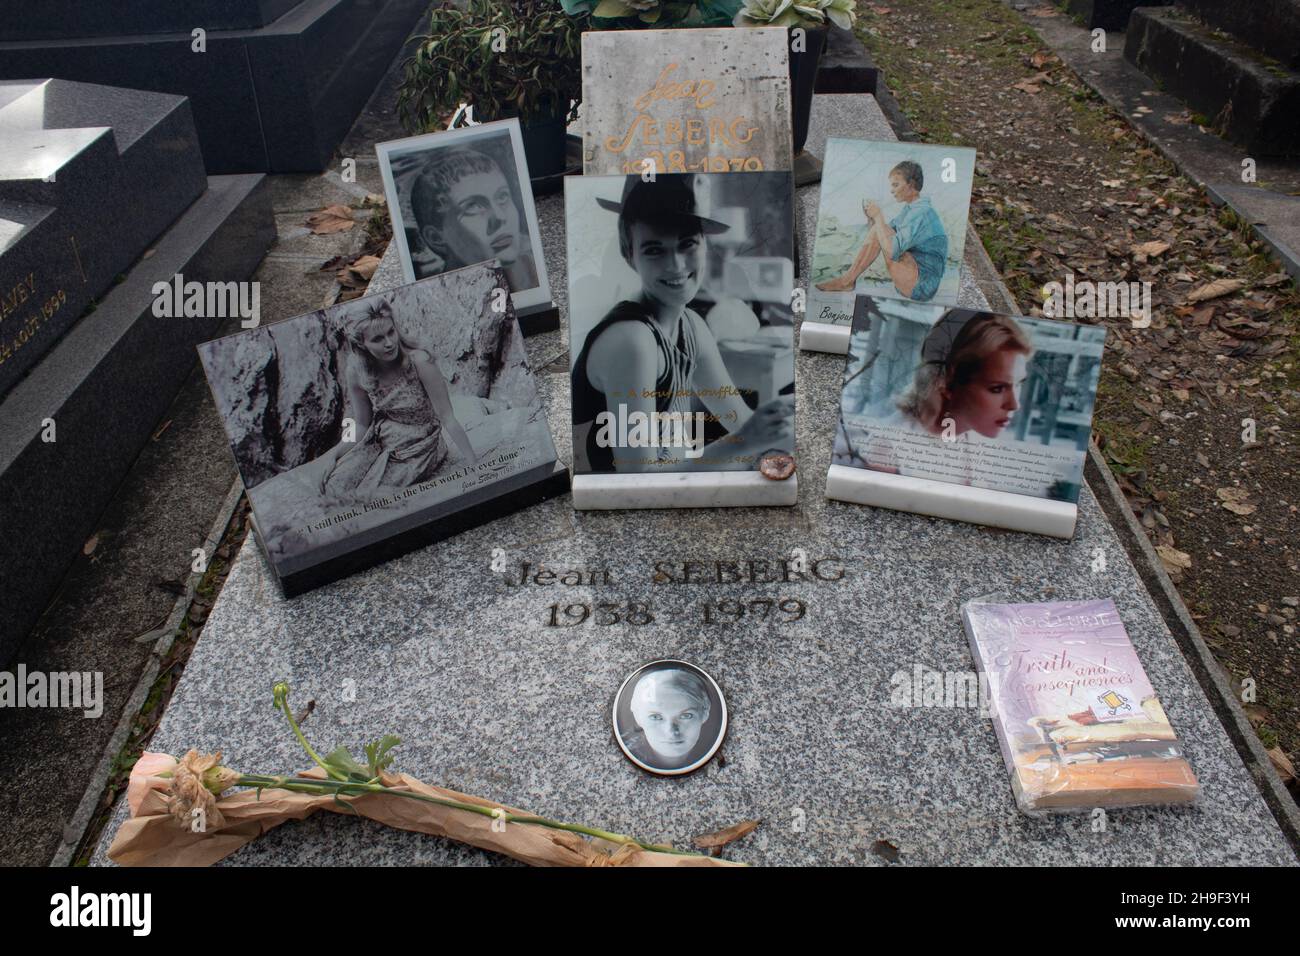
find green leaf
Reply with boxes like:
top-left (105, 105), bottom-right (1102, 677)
top-left (364, 735), bottom-right (402, 778)
top-left (594, 0), bottom-right (636, 17)
top-left (322, 746), bottom-right (370, 781)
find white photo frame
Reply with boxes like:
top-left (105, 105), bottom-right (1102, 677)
top-left (375, 118), bottom-right (554, 319)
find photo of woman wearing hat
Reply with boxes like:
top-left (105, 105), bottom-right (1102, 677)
top-left (567, 172), bottom-right (795, 474)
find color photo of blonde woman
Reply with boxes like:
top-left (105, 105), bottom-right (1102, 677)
top-left (836, 310), bottom-right (1033, 484)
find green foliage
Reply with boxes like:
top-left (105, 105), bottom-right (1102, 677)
top-left (565, 0), bottom-right (743, 28)
top-left (398, 0), bottom-right (585, 134)
top-left (321, 735), bottom-right (403, 783)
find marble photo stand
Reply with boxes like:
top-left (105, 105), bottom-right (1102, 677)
top-left (92, 96), bottom-right (1298, 868)
top-left (825, 464), bottom-right (1078, 539)
top-left (572, 471), bottom-right (798, 510)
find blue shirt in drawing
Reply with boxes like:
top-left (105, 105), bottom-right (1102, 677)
top-left (888, 196), bottom-right (948, 302)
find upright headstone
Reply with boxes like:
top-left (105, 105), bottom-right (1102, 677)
top-left (1125, 2), bottom-right (1300, 155)
top-left (0, 80), bottom-right (275, 662)
top-left (0, 0), bottom-right (431, 173)
top-left (581, 27), bottom-right (793, 176)
top-left (0, 79), bottom-right (207, 395)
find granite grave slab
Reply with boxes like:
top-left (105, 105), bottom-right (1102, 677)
top-left (0, 0), bottom-right (303, 40)
top-left (0, 173), bottom-right (274, 660)
top-left (0, 0), bottom-right (430, 174)
top-left (91, 95), bottom-right (1296, 867)
top-left (0, 78), bottom-right (207, 395)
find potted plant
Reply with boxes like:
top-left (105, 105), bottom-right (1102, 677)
top-left (734, 0), bottom-right (856, 157)
top-left (561, 0), bottom-right (743, 29)
top-left (397, 0), bottom-right (585, 179)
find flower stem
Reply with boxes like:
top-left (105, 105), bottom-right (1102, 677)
top-left (235, 773), bottom-right (700, 858)
top-left (272, 685), bottom-right (343, 781)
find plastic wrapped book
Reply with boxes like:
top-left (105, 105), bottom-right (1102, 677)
top-left (963, 598), bottom-right (1200, 813)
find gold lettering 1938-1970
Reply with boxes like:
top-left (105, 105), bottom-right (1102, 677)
top-left (603, 63), bottom-right (765, 174)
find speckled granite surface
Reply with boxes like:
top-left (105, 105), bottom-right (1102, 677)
top-left (92, 95), bottom-right (1296, 866)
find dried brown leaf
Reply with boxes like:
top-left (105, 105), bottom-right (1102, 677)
top-left (306, 204), bottom-right (355, 235)
top-left (1266, 747), bottom-right (1296, 785)
top-left (1156, 544), bottom-right (1192, 573)
top-left (694, 818), bottom-right (760, 849)
top-left (1186, 278), bottom-right (1244, 303)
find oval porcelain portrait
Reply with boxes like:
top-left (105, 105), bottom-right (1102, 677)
top-left (612, 660), bottom-right (727, 776)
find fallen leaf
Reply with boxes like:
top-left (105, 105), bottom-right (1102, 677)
top-left (694, 818), bottom-right (760, 849)
top-left (337, 254), bottom-right (381, 289)
top-left (83, 534), bottom-right (99, 556)
top-left (1241, 703), bottom-right (1270, 727)
top-left (1013, 79), bottom-right (1042, 94)
top-left (306, 204), bottom-right (355, 235)
top-left (1101, 179), bottom-right (1124, 188)
top-left (871, 839), bottom-right (902, 863)
top-left (1186, 278), bottom-right (1245, 303)
top-left (1256, 272), bottom-right (1289, 288)
top-left (1131, 240), bottom-right (1170, 257)
top-left (1266, 747), bottom-right (1296, 786)
top-left (1216, 487), bottom-right (1256, 515)
top-left (1156, 544), bottom-right (1192, 573)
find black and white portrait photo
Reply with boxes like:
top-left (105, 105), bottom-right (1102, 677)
top-left (613, 660), bottom-right (728, 776)
top-left (376, 119), bottom-right (552, 315)
top-left (566, 171), bottom-right (796, 475)
top-left (198, 264), bottom-right (559, 581)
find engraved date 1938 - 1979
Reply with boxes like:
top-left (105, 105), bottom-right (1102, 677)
top-left (545, 598), bottom-right (806, 627)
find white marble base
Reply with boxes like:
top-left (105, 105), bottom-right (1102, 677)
top-left (798, 321), bottom-right (851, 354)
top-left (572, 471), bottom-right (799, 510)
top-left (824, 464), bottom-right (1078, 539)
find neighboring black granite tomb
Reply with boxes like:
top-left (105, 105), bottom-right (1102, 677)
top-left (0, 79), bottom-right (207, 396)
top-left (0, 79), bottom-right (275, 662)
top-left (0, 0), bottom-right (430, 174)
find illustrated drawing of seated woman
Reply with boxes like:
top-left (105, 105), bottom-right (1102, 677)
top-left (308, 300), bottom-right (474, 499)
top-left (623, 668), bottom-right (712, 771)
top-left (816, 160), bottom-right (949, 302)
top-left (571, 174), bottom-right (792, 472)
top-left (840, 312), bottom-right (1031, 483)
top-left (408, 145), bottom-right (537, 292)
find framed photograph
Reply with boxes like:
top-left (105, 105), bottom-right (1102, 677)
top-left (804, 139), bottom-right (976, 352)
top-left (833, 297), bottom-right (1105, 503)
top-left (198, 263), bottom-right (565, 595)
top-left (565, 171), bottom-right (796, 477)
top-left (612, 660), bottom-right (728, 776)
top-left (375, 119), bottom-right (554, 320)
top-left (581, 26), bottom-right (792, 175)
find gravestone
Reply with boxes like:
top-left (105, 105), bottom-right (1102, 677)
top-left (0, 79), bottom-right (275, 662)
top-left (1125, 3), bottom-right (1300, 155)
top-left (0, 0), bottom-right (430, 173)
top-left (1062, 0), bottom-right (1170, 33)
top-left (0, 79), bottom-right (207, 395)
top-left (1177, 0), bottom-right (1300, 69)
top-left (581, 26), bottom-right (793, 176)
top-left (0, 0), bottom-right (303, 39)
top-left (91, 96), bottom-right (1296, 868)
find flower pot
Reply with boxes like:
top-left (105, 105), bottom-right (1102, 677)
top-left (518, 109), bottom-right (570, 179)
top-left (788, 25), bottom-right (827, 155)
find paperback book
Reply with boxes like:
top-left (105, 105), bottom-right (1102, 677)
top-left (963, 598), bottom-right (1200, 813)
